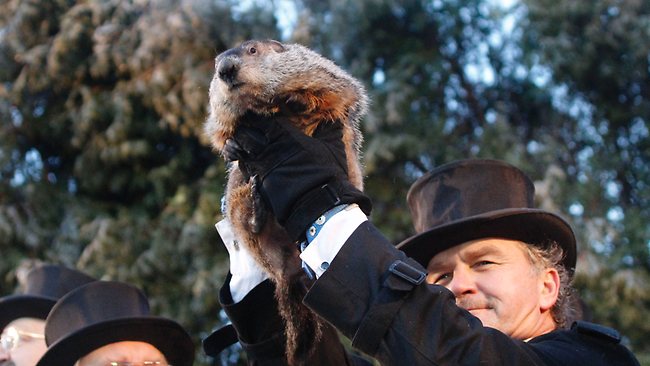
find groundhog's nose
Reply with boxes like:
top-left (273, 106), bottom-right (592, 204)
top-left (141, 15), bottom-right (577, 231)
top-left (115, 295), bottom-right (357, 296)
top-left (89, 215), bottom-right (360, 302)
top-left (218, 57), bottom-right (239, 85)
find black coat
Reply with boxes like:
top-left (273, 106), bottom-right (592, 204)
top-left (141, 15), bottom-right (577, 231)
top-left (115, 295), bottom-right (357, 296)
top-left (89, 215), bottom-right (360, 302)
top-left (217, 221), bottom-right (640, 365)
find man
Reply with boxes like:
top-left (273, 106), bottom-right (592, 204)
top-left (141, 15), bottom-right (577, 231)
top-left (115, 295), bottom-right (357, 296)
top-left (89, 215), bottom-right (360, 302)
top-left (36, 280), bottom-right (194, 366)
top-left (0, 264), bottom-right (96, 366)
top-left (208, 119), bottom-right (640, 365)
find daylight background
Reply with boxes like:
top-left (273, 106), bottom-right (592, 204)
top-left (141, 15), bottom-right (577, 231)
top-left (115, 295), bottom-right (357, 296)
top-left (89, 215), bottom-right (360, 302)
top-left (1, 0), bottom-right (648, 365)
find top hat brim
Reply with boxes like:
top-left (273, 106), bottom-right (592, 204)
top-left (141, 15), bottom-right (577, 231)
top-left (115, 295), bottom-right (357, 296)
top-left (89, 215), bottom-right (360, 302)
top-left (396, 208), bottom-right (577, 273)
top-left (0, 295), bottom-right (57, 330)
top-left (36, 317), bottom-right (194, 366)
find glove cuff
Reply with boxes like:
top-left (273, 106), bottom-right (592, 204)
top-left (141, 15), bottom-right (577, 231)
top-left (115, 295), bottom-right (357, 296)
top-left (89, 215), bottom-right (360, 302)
top-left (284, 179), bottom-right (372, 241)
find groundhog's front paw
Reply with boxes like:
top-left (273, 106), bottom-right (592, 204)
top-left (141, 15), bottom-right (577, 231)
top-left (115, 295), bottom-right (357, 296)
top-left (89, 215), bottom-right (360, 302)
top-left (223, 138), bottom-right (245, 163)
top-left (249, 176), bottom-right (267, 234)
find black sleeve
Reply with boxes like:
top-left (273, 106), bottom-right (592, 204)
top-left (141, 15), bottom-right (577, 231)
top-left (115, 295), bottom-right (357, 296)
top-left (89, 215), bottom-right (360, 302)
top-left (219, 275), bottom-right (286, 362)
top-left (219, 274), bottom-right (374, 366)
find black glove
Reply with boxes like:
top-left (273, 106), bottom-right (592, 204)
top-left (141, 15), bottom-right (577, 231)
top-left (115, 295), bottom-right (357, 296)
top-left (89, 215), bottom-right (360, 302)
top-left (224, 116), bottom-right (372, 241)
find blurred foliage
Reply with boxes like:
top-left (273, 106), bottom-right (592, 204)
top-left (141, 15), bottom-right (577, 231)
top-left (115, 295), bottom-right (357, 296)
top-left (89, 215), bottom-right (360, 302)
top-left (0, 0), bottom-right (648, 364)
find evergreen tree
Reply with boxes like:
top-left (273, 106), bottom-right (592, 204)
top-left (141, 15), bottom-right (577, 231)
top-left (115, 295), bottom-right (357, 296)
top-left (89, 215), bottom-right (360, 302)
top-left (1, 0), bottom-right (648, 363)
top-left (521, 0), bottom-right (650, 356)
top-left (0, 1), bottom-right (278, 364)
top-left (293, 0), bottom-right (649, 359)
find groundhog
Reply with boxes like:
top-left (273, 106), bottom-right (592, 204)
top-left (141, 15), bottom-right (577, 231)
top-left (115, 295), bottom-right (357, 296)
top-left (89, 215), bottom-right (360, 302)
top-left (204, 39), bottom-right (368, 364)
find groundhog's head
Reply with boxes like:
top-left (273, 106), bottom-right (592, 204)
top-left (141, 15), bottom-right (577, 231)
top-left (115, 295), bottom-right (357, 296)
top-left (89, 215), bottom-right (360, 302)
top-left (204, 39), bottom-right (368, 153)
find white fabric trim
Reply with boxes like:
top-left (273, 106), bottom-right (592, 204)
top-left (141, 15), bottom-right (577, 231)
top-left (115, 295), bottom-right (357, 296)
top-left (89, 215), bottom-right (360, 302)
top-left (216, 219), bottom-right (269, 303)
top-left (300, 205), bottom-right (368, 278)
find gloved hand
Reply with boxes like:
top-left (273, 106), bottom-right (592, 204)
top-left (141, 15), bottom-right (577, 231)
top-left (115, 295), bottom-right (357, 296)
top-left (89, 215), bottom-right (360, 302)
top-left (223, 116), bottom-right (372, 241)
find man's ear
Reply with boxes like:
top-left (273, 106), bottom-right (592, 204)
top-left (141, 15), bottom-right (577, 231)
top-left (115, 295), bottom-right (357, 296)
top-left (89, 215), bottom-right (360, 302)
top-left (539, 268), bottom-right (560, 311)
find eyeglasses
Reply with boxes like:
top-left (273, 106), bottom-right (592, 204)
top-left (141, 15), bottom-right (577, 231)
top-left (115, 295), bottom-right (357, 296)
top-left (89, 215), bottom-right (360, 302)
top-left (0, 326), bottom-right (45, 352)
top-left (107, 363), bottom-right (172, 366)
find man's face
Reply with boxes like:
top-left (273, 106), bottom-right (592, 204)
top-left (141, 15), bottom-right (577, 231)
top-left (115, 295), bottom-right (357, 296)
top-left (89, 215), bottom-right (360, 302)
top-left (426, 238), bottom-right (559, 340)
top-left (0, 318), bottom-right (47, 366)
top-left (76, 341), bottom-right (168, 366)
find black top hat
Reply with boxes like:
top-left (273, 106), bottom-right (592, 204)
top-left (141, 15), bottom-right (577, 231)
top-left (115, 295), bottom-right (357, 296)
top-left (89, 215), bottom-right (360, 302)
top-left (0, 264), bottom-right (97, 330)
top-left (396, 159), bottom-right (576, 274)
top-left (36, 281), bottom-right (194, 366)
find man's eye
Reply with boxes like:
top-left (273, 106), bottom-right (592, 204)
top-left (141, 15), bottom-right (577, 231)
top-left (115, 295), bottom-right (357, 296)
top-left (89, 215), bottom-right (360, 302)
top-left (433, 272), bottom-right (452, 284)
top-left (474, 260), bottom-right (494, 268)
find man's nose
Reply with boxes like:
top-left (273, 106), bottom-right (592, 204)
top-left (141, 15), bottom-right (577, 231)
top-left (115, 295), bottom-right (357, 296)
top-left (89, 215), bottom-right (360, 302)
top-left (447, 267), bottom-right (477, 297)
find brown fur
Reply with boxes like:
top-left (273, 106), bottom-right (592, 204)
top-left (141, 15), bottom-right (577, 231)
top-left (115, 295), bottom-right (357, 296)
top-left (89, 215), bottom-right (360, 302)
top-left (204, 39), bottom-right (368, 365)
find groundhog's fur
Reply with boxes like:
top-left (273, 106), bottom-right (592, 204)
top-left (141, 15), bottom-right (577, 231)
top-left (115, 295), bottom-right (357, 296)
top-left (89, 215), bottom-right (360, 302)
top-left (204, 39), bottom-right (368, 364)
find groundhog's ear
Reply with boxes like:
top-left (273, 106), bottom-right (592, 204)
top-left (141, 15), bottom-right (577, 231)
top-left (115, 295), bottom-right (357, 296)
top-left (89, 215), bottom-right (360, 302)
top-left (268, 40), bottom-right (286, 53)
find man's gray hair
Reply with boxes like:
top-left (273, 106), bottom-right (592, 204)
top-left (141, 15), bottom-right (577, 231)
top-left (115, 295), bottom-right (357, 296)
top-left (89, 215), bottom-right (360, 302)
top-left (524, 240), bottom-right (579, 329)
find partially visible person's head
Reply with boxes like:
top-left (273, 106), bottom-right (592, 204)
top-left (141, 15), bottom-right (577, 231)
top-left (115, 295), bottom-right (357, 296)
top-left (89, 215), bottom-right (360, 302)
top-left (0, 318), bottom-right (46, 366)
top-left (0, 264), bottom-right (96, 366)
top-left (397, 159), bottom-right (578, 338)
top-left (75, 341), bottom-right (169, 366)
top-left (36, 281), bottom-right (194, 366)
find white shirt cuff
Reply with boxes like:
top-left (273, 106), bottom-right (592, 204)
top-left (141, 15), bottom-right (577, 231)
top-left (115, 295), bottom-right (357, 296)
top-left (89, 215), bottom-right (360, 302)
top-left (299, 205), bottom-right (368, 278)
top-left (216, 219), bottom-right (269, 303)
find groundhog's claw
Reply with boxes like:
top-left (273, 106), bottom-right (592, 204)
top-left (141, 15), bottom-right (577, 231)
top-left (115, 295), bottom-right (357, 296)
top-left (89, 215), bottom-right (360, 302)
top-left (249, 175), bottom-right (267, 233)
top-left (223, 138), bottom-right (243, 163)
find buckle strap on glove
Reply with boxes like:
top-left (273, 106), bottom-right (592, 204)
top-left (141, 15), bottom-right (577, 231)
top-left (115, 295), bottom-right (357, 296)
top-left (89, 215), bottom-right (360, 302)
top-left (284, 179), bottom-right (372, 241)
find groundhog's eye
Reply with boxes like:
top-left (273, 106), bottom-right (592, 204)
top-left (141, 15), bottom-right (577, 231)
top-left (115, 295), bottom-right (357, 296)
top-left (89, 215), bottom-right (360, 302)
top-left (248, 47), bottom-right (257, 55)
